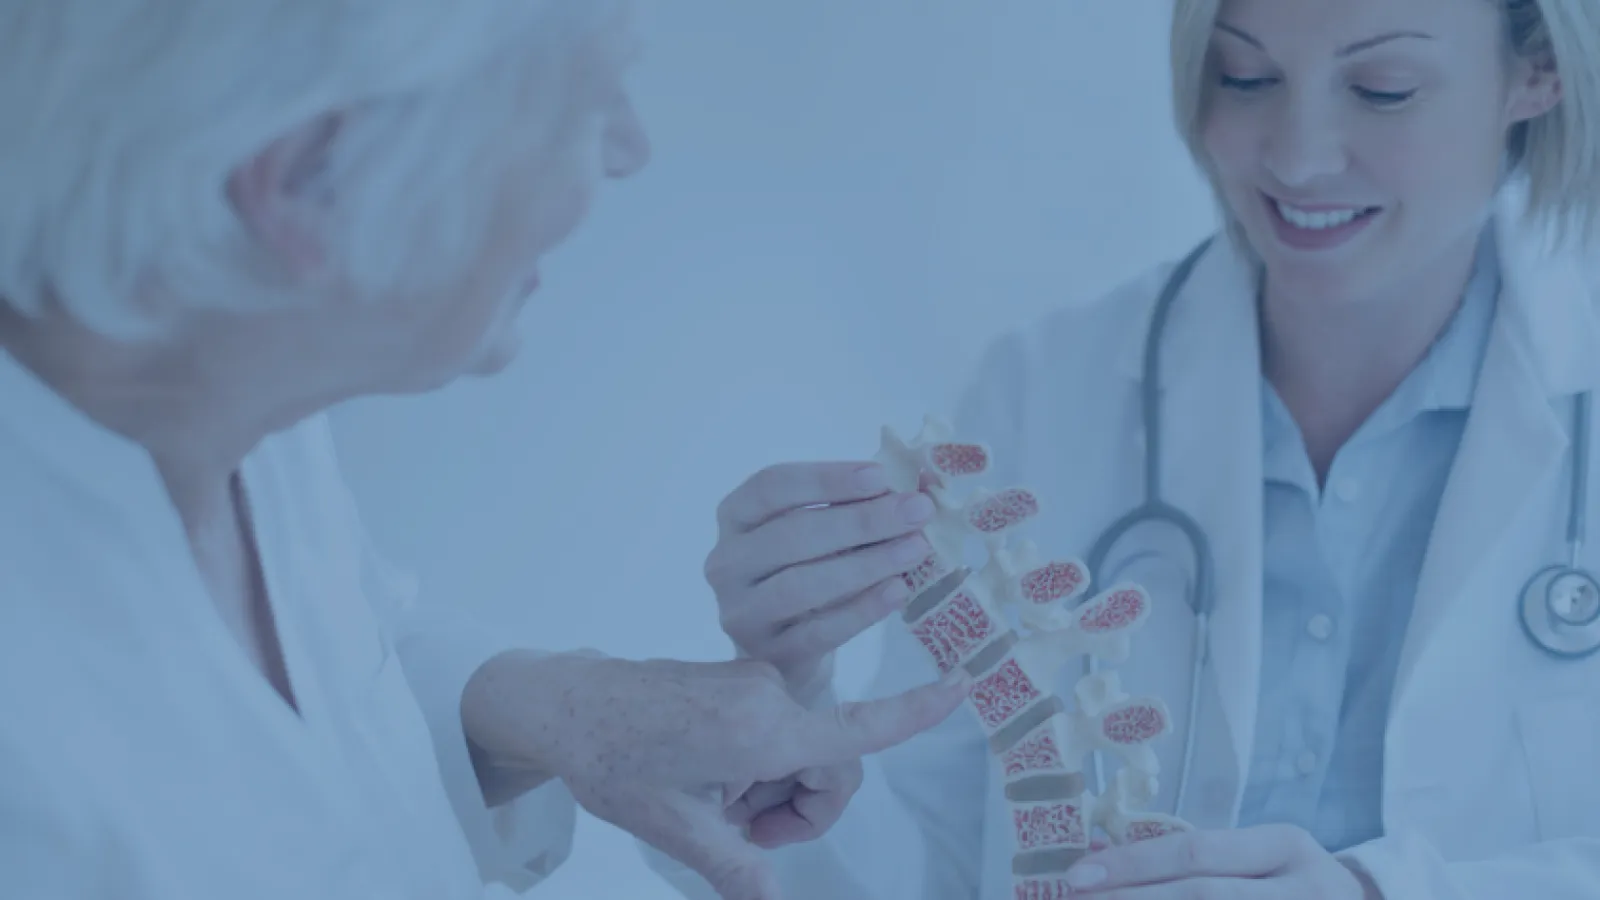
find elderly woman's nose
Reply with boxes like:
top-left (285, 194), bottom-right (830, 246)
top-left (603, 98), bottom-right (651, 179)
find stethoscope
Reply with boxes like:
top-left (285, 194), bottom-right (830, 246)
top-left (1078, 234), bottom-right (1600, 818)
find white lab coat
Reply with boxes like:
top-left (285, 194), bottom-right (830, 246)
top-left (644, 182), bottom-right (1600, 899)
top-left (0, 351), bottom-right (577, 898)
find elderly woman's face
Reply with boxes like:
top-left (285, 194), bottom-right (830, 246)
top-left (253, 17), bottom-right (653, 396)
top-left (427, 26), bottom-right (651, 384)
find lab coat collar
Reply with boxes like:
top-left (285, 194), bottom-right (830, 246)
top-left (1115, 179), bottom-right (1600, 396)
top-left (1492, 180), bottom-right (1600, 397)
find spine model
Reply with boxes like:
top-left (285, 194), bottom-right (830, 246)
top-left (874, 416), bottom-right (1191, 899)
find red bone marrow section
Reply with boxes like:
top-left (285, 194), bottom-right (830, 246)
top-left (928, 442), bottom-right (990, 477)
top-left (900, 553), bottom-right (952, 595)
top-left (1101, 702), bottom-right (1168, 745)
top-left (1077, 586), bottom-right (1148, 632)
top-left (971, 658), bottom-right (1046, 730)
top-left (1122, 817), bottom-right (1187, 843)
top-left (1014, 880), bottom-right (1071, 900)
top-left (1001, 722), bottom-right (1066, 777)
top-left (1013, 802), bottom-right (1088, 851)
top-left (968, 489), bottom-right (1041, 534)
top-left (911, 590), bottom-right (1001, 673)
top-left (1020, 561), bottom-right (1087, 605)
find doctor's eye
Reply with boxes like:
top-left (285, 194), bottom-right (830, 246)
top-left (1352, 86), bottom-right (1417, 109)
top-left (1219, 74), bottom-right (1277, 93)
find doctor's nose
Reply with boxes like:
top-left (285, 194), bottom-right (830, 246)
top-left (1260, 101), bottom-right (1347, 188)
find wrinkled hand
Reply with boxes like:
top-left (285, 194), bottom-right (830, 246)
top-left (721, 760), bottom-right (864, 849)
top-left (705, 461), bottom-right (936, 702)
top-left (1062, 824), bottom-right (1379, 899)
top-left (463, 651), bottom-right (968, 900)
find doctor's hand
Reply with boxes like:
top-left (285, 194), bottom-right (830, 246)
top-left (706, 460), bottom-right (936, 705)
top-left (1062, 824), bottom-right (1383, 899)
top-left (462, 651), bottom-right (969, 900)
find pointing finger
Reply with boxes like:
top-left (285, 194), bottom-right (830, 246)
top-left (784, 670), bottom-right (971, 771)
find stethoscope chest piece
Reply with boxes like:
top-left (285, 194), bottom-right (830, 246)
top-left (1520, 564), bottom-right (1600, 658)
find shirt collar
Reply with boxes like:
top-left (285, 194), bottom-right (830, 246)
top-left (1261, 225), bottom-right (1501, 478)
top-left (0, 345), bottom-right (176, 532)
top-left (1410, 225), bottom-right (1501, 414)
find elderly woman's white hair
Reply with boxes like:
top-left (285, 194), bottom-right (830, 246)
top-left (0, 0), bottom-right (628, 340)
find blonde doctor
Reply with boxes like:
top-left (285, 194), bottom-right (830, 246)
top-left (645, 0), bottom-right (1600, 898)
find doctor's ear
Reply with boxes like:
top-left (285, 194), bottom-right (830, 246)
top-left (1504, 53), bottom-right (1563, 125)
top-left (226, 112), bottom-right (344, 278)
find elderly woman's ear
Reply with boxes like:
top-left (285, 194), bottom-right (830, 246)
top-left (225, 112), bottom-right (343, 275)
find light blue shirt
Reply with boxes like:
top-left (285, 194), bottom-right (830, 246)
top-left (1236, 233), bottom-right (1500, 852)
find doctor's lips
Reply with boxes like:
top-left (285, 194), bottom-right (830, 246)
top-left (1261, 191), bottom-right (1383, 251)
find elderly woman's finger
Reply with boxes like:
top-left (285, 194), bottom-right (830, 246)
top-left (715, 462), bottom-right (892, 535)
top-left (723, 778), bottom-right (795, 827)
top-left (745, 766), bottom-right (856, 848)
top-left (783, 670), bottom-right (971, 772)
top-left (611, 788), bottom-right (786, 900)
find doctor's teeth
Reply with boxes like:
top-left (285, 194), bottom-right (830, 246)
top-left (1276, 201), bottom-right (1363, 230)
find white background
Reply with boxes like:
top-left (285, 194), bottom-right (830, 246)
top-left (332, 2), bottom-right (1217, 896)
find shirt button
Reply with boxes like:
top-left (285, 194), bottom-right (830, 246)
top-left (1306, 614), bottom-right (1335, 641)
top-left (1332, 477), bottom-right (1361, 503)
top-left (1296, 751), bottom-right (1319, 776)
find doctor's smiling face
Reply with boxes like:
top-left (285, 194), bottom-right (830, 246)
top-left (1197, 0), bottom-right (1562, 303)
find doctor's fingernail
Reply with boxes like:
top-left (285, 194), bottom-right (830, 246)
top-left (1065, 864), bottom-right (1106, 889)
top-left (854, 465), bottom-right (887, 493)
top-left (899, 493), bottom-right (934, 524)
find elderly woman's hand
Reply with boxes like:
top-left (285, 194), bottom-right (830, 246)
top-left (704, 461), bottom-right (936, 705)
top-left (461, 650), bottom-right (968, 900)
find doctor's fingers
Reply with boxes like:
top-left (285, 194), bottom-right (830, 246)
top-left (706, 492), bottom-right (933, 589)
top-left (719, 538), bottom-right (926, 640)
top-left (1069, 824), bottom-right (1324, 891)
top-left (715, 461), bottom-right (897, 535)
top-left (1069, 877), bottom-right (1287, 900)
top-left (748, 579), bottom-right (910, 675)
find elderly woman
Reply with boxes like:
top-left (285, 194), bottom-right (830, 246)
top-left (656, 0), bottom-right (1600, 899)
top-left (0, 2), bottom-right (969, 899)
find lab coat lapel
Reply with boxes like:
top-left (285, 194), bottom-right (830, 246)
top-left (1389, 303), bottom-right (1564, 702)
top-left (1122, 234), bottom-right (1266, 797)
top-left (1392, 195), bottom-right (1600, 709)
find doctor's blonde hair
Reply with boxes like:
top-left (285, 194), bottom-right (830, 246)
top-left (1170, 0), bottom-right (1600, 248)
top-left (0, 0), bottom-right (629, 340)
